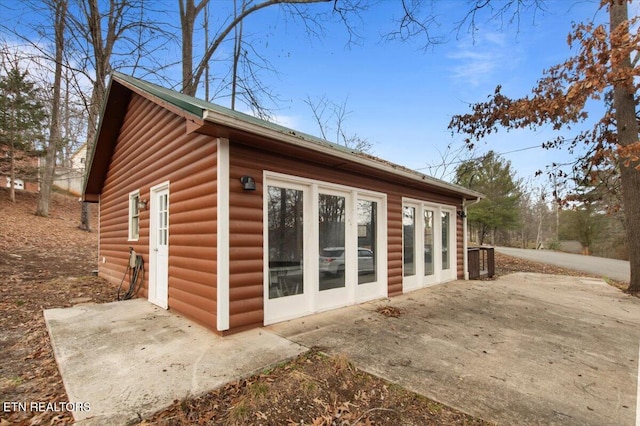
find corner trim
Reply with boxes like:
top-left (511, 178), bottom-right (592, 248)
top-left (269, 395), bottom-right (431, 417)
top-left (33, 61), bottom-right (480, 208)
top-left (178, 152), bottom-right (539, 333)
top-left (217, 138), bottom-right (230, 331)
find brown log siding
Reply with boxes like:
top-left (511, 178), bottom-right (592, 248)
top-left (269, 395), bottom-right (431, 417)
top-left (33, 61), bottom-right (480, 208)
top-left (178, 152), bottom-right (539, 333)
top-left (98, 93), bottom-right (218, 330)
top-left (227, 146), bottom-right (264, 331)
top-left (456, 216), bottom-right (464, 279)
top-left (387, 195), bottom-right (404, 297)
top-left (228, 141), bottom-right (464, 328)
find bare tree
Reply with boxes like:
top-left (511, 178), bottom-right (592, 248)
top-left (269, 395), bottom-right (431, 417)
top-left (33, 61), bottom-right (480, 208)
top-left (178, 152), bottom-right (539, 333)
top-left (179, 0), bottom-right (337, 98)
top-left (419, 142), bottom-right (478, 181)
top-left (36, 0), bottom-right (67, 217)
top-left (67, 0), bottom-right (169, 230)
top-left (304, 94), bottom-right (373, 152)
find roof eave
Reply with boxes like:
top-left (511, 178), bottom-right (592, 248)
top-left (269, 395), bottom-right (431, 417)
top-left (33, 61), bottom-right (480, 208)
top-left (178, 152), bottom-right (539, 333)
top-left (202, 109), bottom-right (484, 200)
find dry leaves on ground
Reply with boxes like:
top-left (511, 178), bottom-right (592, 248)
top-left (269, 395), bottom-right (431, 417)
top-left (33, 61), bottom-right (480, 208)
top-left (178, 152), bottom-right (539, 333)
top-left (1, 186), bottom-right (630, 425)
top-left (0, 188), bottom-right (118, 426)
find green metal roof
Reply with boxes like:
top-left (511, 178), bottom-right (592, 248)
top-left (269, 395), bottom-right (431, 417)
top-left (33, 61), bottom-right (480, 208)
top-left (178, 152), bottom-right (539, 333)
top-left (112, 72), bottom-right (358, 156)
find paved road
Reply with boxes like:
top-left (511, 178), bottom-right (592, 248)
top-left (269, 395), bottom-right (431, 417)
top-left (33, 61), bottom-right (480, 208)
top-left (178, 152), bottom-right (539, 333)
top-left (496, 246), bottom-right (630, 283)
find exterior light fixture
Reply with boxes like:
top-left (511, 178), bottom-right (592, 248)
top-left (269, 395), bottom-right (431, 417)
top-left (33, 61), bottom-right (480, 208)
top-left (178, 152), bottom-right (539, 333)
top-left (138, 199), bottom-right (148, 210)
top-left (240, 176), bottom-right (256, 191)
top-left (457, 210), bottom-right (467, 219)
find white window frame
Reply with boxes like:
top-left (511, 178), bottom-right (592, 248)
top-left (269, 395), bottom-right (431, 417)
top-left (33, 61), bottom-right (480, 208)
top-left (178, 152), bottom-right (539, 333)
top-left (128, 190), bottom-right (140, 241)
top-left (402, 198), bottom-right (458, 292)
top-left (263, 171), bottom-right (387, 325)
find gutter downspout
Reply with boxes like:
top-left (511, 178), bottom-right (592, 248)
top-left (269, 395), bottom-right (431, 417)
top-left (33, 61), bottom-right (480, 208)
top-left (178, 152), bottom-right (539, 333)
top-left (463, 197), bottom-right (482, 280)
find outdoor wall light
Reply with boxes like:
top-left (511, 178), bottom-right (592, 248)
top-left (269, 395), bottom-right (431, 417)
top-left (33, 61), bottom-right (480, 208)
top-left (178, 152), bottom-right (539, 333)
top-left (240, 175), bottom-right (256, 191)
top-left (138, 199), bottom-right (148, 210)
top-left (457, 210), bottom-right (467, 219)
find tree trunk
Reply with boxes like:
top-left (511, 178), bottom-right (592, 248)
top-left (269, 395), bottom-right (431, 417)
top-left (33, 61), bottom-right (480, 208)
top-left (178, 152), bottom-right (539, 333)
top-left (9, 139), bottom-right (15, 203)
top-left (36, 0), bottom-right (67, 217)
top-left (231, 0), bottom-right (245, 109)
top-left (79, 0), bottom-right (110, 231)
top-left (79, 87), bottom-right (102, 232)
top-left (610, 1), bottom-right (640, 292)
top-left (180, 0), bottom-right (200, 96)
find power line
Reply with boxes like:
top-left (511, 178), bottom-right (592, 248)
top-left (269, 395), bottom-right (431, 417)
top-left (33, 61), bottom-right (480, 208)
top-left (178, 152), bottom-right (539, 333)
top-left (413, 144), bottom-right (542, 172)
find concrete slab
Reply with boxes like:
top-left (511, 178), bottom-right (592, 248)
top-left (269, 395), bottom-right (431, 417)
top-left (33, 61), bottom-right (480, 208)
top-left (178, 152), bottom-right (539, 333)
top-left (44, 299), bottom-right (305, 425)
top-left (269, 273), bottom-right (640, 426)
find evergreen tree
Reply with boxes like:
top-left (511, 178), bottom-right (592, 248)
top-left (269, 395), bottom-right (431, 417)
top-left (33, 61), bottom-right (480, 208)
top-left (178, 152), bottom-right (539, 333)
top-left (0, 67), bottom-right (47, 201)
top-left (455, 151), bottom-right (522, 245)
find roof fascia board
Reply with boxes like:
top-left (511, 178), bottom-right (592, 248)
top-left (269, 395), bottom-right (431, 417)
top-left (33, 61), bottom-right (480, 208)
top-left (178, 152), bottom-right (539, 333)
top-left (202, 109), bottom-right (483, 200)
top-left (113, 73), bottom-right (204, 124)
top-left (83, 78), bottom-right (131, 200)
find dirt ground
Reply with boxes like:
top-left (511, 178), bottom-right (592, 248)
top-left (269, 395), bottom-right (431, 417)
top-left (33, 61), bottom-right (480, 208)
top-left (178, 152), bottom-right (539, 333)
top-left (0, 187), bottom-right (630, 425)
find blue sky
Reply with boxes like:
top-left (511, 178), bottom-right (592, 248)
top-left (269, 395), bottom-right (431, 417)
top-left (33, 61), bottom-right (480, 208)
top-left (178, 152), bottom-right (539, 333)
top-left (213, 0), bottom-right (613, 189)
top-left (1, 0), bottom-right (625, 191)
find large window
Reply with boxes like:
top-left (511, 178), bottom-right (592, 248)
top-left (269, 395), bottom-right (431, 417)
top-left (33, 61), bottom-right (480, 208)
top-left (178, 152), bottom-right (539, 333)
top-left (264, 174), bottom-right (386, 325)
top-left (267, 186), bottom-right (304, 299)
top-left (442, 211), bottom-right (450, 270)
top-left (128, 190), bottom-right (140, 241)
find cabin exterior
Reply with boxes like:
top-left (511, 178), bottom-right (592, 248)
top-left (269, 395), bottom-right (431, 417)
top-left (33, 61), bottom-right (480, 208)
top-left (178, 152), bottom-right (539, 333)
top-left (84, 73), bottom-right (482, 335)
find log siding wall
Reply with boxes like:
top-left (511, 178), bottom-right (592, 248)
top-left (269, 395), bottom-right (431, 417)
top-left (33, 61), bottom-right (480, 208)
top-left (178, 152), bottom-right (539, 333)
top-left (228, 142), bottom-right (465, 330)
top-left (99, 94), bottom-right (218, 329)
top-left (97, 93), bottom-right (469, 335)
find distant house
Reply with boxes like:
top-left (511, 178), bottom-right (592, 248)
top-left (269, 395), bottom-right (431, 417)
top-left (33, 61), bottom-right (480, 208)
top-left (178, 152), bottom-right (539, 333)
top-left (70, 144), bottom-right (87, 171)
top-left (83, 73), bottom-right (482, 335)
top-left (53, 145), bottom-right (86, 196)
top-left (0, 146), bottom-right (40, 193)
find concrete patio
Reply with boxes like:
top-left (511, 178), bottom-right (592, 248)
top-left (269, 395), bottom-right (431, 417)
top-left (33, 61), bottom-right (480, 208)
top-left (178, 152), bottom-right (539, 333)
top-left (45, 272), bottom-right (640, 425)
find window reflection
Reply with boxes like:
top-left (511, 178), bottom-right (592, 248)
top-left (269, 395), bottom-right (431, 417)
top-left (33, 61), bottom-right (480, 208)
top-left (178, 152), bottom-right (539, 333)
top-left (318, 194), bottom-right (347, 291)
top-left (268, 186), bottom-right (304, 299)
top-left (403, 206), bottom-right (415, 276)
top-left (357, 200), bottom-right (377, 284)
top-left (442, 211), bottom-right (450, 270)
top-left (424, 210), bottom-right (434, 276)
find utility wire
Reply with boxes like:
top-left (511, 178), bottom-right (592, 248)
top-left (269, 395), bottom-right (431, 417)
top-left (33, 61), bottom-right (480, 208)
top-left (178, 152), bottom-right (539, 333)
top-left (415, 134), bottom-right (588, 172)
top-left (413, 144), bottom-right (542, 172)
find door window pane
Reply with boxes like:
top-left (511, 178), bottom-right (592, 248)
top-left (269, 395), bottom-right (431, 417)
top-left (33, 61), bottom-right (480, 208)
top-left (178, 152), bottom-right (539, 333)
top-left (442, 211), bottom-right (450, 270)
top-left (318, 194), bottom-right (346, 291)
top-left (403, 206), bottom-right (416, 276)
top-left (424, 210), bottom-right (434, 276)
top-left (158, 193), bottom-right (168, 246)
top-left (268, 186), bottom-right (304, 299)
top-left (357, 200), bottom-right (377, 284)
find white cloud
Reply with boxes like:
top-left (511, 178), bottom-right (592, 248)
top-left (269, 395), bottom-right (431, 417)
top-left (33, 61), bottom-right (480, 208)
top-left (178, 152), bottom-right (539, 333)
top-left (447, 31), bottom-right (519, 87)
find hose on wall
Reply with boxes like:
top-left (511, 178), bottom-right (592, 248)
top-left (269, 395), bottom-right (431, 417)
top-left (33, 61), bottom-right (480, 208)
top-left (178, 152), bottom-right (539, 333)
top-left (117, 247), bottom-right (145, 301)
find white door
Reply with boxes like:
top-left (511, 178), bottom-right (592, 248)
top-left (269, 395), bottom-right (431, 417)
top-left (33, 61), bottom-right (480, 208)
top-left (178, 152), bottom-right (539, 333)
top-left (149, 183), bottom-right (169, 309)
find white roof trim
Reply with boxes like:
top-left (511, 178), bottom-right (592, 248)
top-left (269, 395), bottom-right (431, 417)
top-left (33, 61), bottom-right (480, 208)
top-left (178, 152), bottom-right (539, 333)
top-left (201, 109), bottom-right (483, 200)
